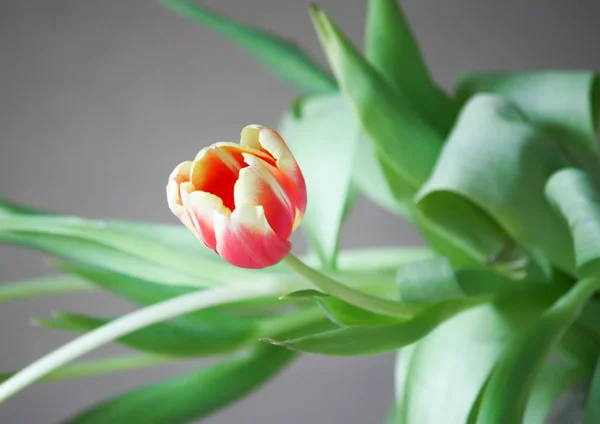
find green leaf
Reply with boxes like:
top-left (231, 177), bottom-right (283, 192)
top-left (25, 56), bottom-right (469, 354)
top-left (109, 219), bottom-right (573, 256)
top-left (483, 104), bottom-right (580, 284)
top-left (159, 0), bottom-right (336, 95)
top-left (66, 345), bottom-right (295, 424)
top-left (0, 285), bottom-right (287, 402)
top-left (0, 275), bottom-right (91, 303)
top-left (584, 358), bottom-right (600, 424)
top-left (546, 168), bottom-right (600, 277)
top-left (54, 261), bottom-right (278, 332)
top-left (394, 286), bottom-right (563, 424)
top-left (309, 5), bottom-right (443, 189)
top-left (279, 94), bottom-right (360, 268)
top-left (525, 360), bottom-right (586, 424)
top-left (396, 257), bottom-right (518, 306)
top-left (0, 354), bottom-right (172, 383)
top-left (282, 290), bottom-right (402, 327)
top-left (417, 94), bottom-right (572, 276)
top-left (457, 71), bottom-right (599, 154)
top-left (352, 135), bottom-right (415, 217)
top-left (0, 213), bottom-right (251, 286)
top-left (475, 277), bottom-right (600, 424)
top-left (35, 311), bottom-right (256, 358)
top-left (365, 0), bottom-right (456, 134)
top-left (263, 297), bottom-right (482, 356)
top-left (0, 231), bottom-right (197, 286)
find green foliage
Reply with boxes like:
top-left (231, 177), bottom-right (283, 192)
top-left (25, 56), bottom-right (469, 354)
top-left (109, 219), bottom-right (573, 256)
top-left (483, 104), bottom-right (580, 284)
top-left (0, 1), bottom-right (599, 422)
top-left (585, 359), bottom-right (600, 424)
top-left (457, 71), bottom-right (599, 154)
top-left (280, 94), bottom-right (360, 268)
top-left (35, 310), bottom-right (256, 357)
top-left (159, 0), bottom-right (336, 95)
top-left (283, 290), bottom-right (402, 327)
top-left (309, 5), bottom-right (443, 190)
top-left (417, 95), bottom-right (572, 276)
top-left (263, 296), bottom-right (483, 356)
top-left (66, 346), bottom-right (295, 424)
top-left (365, 0), bottom-right (456, 134)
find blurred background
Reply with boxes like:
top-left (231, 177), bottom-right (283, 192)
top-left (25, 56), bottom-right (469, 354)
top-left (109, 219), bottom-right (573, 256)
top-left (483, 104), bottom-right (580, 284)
top-left (1, 0), bottom-right (599, 422)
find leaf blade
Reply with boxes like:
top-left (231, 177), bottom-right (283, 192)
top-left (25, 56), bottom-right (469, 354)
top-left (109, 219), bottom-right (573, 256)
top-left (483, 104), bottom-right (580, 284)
top-left (159, 0), bottom-right (336, 94)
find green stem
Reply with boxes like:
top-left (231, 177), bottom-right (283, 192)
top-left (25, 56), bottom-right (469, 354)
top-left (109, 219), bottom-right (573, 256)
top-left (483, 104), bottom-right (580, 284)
top-left (282, 253), bottom-right (417, 318)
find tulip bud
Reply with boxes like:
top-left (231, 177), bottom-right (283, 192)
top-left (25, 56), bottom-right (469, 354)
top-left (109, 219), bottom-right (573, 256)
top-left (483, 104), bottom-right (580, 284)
top-left (167, 125), bottom-right (306, 269)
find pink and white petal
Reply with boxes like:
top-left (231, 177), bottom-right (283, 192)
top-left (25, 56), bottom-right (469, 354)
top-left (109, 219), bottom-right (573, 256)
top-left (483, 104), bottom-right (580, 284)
top-left (234, 154), bottom-right (296, 239)
top-left (181, 187), bottom-right (230, 252)
top-left (240, 125), bottom-right (307, 216)
top-left (213, 204), bottom-right (291, 269)
top-left (166, 180), bottom-right (198, 238)
top-left (168, 160), bottom-right (193, 182)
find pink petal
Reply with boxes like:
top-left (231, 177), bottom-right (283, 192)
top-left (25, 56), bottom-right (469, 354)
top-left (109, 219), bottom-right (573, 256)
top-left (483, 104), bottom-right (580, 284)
top-left (240, 125), bottom-right (307, 217)
top-left (213, 204), bottom-right (291, 269)
top-left (234, 154), bottom-right (296, 239)
top-left (180, 185), bottom-right (230, 252)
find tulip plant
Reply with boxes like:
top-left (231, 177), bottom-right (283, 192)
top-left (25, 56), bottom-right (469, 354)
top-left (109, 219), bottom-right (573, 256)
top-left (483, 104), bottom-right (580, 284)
top-left (1, 0), bottom-right (600, 423)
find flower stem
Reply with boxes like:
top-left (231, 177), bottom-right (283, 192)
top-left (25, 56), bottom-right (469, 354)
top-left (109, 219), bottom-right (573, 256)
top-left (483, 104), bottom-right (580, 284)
top-left (282, 253), bottom-right (417, 318)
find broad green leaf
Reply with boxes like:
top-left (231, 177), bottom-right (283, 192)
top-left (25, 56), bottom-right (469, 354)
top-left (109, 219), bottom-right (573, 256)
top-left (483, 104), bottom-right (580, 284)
top-left (546, 168), bottom-right (600, 277)
top-left (159, 0), bottom-right (335, 95)
top-left (0, 197), bottom-right (220, 261)
top-left (352, 134), bottom-right (415, 217)
top-left (0, 354), bottom-right (171, 383)
top-left (365, 0), bottom-right (456, 134)
top-left (263, 297), bottom-right (482, 356)
top-left (584, 358), bottom-right (600, 424)
top-left (457, 71), bottom-right (600, 154)
top-left (35, 311), bottom-right (256, 357)
top-left (396, 257), bottom-right (518, 305)
top-left (417, 94), bottom-right (572, 276)
top-left (394, 286), bottom-right (563, 424)
top-left (309, 5), bottom-right (443, 189)
top-left (66, 345), bottom-right (295, 424)
top-left (282, 290), bottom-right (402, 327)
top-left (0, 231), bottom-right (198, 286)
top-left (475, 277), bottom-right (600, 424)
top-left (0, 214), bottom-right (249, 285)
top-left (279, 94), bottom-right (360, 268)
top-left (0, 275), bottom-right (91, 303)
top-left (525, 360), bottom-right (586, 424)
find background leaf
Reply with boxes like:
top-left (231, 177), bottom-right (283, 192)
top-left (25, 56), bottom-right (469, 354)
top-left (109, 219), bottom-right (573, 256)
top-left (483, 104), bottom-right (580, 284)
top-left (279, 94), bottom-right (360, 268)
top-left (396, 256), bottom-right (517, 305)
top-left (584, 358), bottom-right (600, 424)
top-left (35, 311), bottom-right (256, 358)
top-left (546, 168), bottom-right (600, 277)
top-left (66, 346), bottom-right (295, 424)
top-left (475, 277), bottom-right (600, 424)
top-left (417, 94), bottom-right (571, 276)
top-left (457, 71), bottom-right (599, 154)
top-left (159, 0), bottom-right (336, 95)
top-left (282, 289), bottom-right (402, 327)
top-left (263, 297), bottom-right (481, 356)
top-left (525, 360), bottom-right (586, 424)
top-left (0, 275), bottom-right (91, 303)
top-left (309, 5), bottom-right (443, 189)
top-left (0, 354), bottom-right (172, 383)
top-left (364, 0), bottom-right (455, 134)
top-left (393, 286), bottom-right (563, 424)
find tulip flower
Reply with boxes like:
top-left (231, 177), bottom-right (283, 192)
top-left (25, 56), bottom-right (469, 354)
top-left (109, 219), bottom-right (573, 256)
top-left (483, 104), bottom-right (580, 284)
top-left (167, 125), bottom-right (307, 269)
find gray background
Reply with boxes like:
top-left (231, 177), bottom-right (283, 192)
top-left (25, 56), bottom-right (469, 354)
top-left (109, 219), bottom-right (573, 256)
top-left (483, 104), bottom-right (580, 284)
top-left (0, 0), bottom-right (598, 423)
